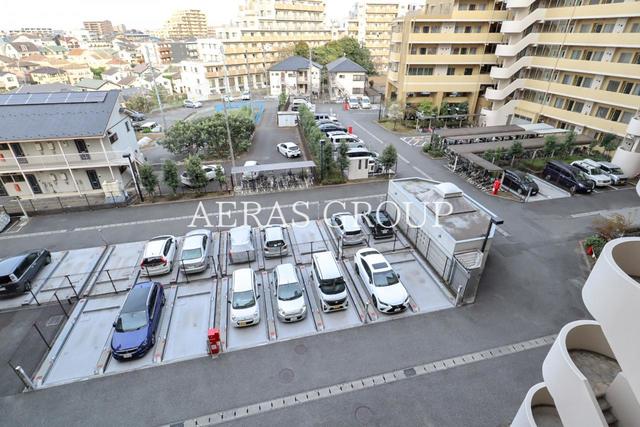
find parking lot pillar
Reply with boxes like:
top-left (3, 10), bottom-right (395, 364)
top-left (13, 365), bottom-right (35, 391)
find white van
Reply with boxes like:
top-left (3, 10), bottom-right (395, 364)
top-left (272, 263), bottom-right (306, 322)
top-left (359, 96), bottom-right (371, 109)
top-left (311, 251), bottom-right (349, 312)
top-left (263, 225), bottom-right (288, 258)
top-left (242, 160), bottom-right (259, 180)
top-left (230, 268), bottom-right (260, 327)
top-left (314, 113), bottom-right (338, 122)
top-left (330, 134), bottom-right (365, 150)
top-left (347, 97), bottom-right (360, 109)
top-left (229, 225), bottom-right (256, 264)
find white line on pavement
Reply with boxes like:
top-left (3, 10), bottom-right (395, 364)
top-left (570, 210), bottom-right (604, 218)
top-left (351, 120), bottom-right (385, 145)
top-left (496, 226), bottom-right (510, 237)
top-left (412, 165), bottom-right (432, 179)
top-left (397, 154), bottom-right (411, 164)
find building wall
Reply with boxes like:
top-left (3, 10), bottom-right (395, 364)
top-left (329, 71), bottom-right (367, 98)
top-left (164, 9), bottom-right (209, 39)
top-left (269, 67), bottom-right (321, 96)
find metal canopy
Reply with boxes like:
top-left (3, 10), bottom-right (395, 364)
top-left (231, 160), bottom-right (316, 175)
top-left (434, 125), bottom-right (523, 138)
top-left (448, 134), bottom-right (592, 155)
top-left (460, 153), bottom-right (503, 172)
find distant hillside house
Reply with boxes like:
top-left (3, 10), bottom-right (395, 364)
top-left (29, 66), bottom-right (68, 85)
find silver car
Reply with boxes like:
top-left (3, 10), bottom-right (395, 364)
top-left (179, 229), bottom-right (212, 273)
top-left (330, 212), bottom-right (366, 246)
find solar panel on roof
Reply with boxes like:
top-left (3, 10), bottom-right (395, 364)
top-left (0, 91), bottom-right (108, 106)
top-left (44, 92), bottom-right (70, 103)
top-left (0, 94), bottom-right (30, 105)
top-left (27, 93), bottom-right (51, 103)
top-left (65, 92), bottom-right (89, 102)
top-left (85, 92), bottom-right (107, 102)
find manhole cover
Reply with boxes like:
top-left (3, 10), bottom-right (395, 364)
top-left (403, 367), bottom-right (416, 377)
top-left (294, 344), bottom-right (307, 355)
top-left (355, 405), bottom-right (375, 424)
top-left (45, 315), bottom-right (64, 327)
top-left (278, 368), bottom-right (295, 383)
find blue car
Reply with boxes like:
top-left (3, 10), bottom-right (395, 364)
top-left (111, 281), bottom-right (165, 361)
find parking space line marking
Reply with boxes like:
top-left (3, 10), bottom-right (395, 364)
top-left (351, 120), bottom-right (385, 145)
top-left (496, 226), bottom-right (510, 237)
top-left (412, 165), bottom-right (432, 179)
top-left (398, 154), bottom-right (411, 164)
top-left (176, 333), bottom-right (557, 426)
top-left (571, 210), bottom-right (604, 218)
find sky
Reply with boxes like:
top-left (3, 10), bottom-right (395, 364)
top-left (0, 0), bottom-right (355, 32)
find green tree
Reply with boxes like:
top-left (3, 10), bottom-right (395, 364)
top-left (126, 95), bottom-right (153, 113)
top-left (162, 120), bottom-right (204, 155)
top-left (600, 133), bottom-right (620, 154)
top-left (543, 135), bottom-right (557, 157)
top-left (293, 41), bottom-right (310, 57)
top-left (483, 149), bottom-right (496, 162)
top-left (387, 103), bottom-right (403, 130)
top-left (90, 66), bottom-right (105, 79)
top-left (162, 160), bottom-right (180, 195)
top-left (337, 141), bottom-right (350, 177)
top-left (379, 145), bottom-right (398, 176)
top-left (508, 141), bottom-right (524, 159)
top-left (183, 155), bottom-right (208, 190)
top-left (557, 130), bottom-right (576, 156)
top-left (417, 101), bottom-right (434, 129)
top-left (278, 90), bottom-right (288, 110)
top-left (311, 37), bottom-right (375, 74)
top-left (138, 164), bottom-right (158, 198)
top-left (321, 139), bottom-right (335, 181)
top-left (215, 165), bottom-right (227, 190)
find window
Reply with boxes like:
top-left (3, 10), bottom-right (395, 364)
top-left (595, 107), bottom-right (608, 118)
top-left (618, 52), bottom-right (632, 63)
top-left (422, 26), bottom-right (429, 33)
top-left (582, 77), bottom-right (593, 88)
top-left (572, 102), bottom-right (584, 113)
top-left (593, 23), bottom-right (603, 33)
top-left (578, 24), bottom-right (591, 33)
top-left (407, 66), bottom-right (433, 75)
top-left (464, 68), bottom-right (473, 75)
top-left (0, 143), bottom-right (7, 150)
top-left (554, 98), bottom-right (564, 108)
top-left (591, 51), bottom-right (603, 61)
top-left (621, 111), bottom-right (633, 123)
top-left (125, 121), bottom-right (130, 132)
top-left (606, 80), bottom-right (620, 92)
top-left (630, 23), bottom-right (640, 33)
top-left (603, 24), bottom-right (615, 33)
top-left (562, 75), bottom-right (572, 85)
top-left (447, 67), bottom-right (455, 75)
top-left (109, 132), bottom-right (118, 143)
top-left (609, 109), bottom-right (622, 121)
top-left (570, 50), bottom-right (582, 60)
top-left (621, 82), bottom-right (633, 94)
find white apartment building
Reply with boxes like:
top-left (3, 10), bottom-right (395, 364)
top-left (179, 60), bottom-right (229, 100)
top-left (0, 90), bottom-right (141, 199)
top-left (268, 55), bottom-right (322, 96)
top-left (326, 57), bottom-right (367, 99)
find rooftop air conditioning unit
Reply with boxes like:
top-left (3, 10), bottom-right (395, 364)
top-left (434, 182), bottom-right (463, 199)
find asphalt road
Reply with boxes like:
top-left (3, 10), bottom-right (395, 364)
top-left (0, 102), bottom-right (639, 426)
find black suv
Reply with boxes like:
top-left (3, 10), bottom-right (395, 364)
top-left (318, 123), bottom-right (347, 135)
top-left (542, 161), bottom-right (594, 194)
top-left (0, 250), bottom-right (51, 295)
top-left (362, 210), bottom-right (394, 239)
top-left (502, 169), bottom-right (539, 196)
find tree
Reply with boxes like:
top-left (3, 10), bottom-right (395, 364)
top-left (483, 149), bottom-right (496, 162)
top-left (543, 135), bottom-right (557, 157)
top-left (379, 145), bottom-right (398, 176)
top-left (387, 103), bottom-right (403, 130)
top-left (600, 133), bottom-right (620, 154)
top-left (91, 66), bottom-right (105, 79)
top-left (138, 164), bottom-right (158, 198)
top-left (417, 101), bottom-right (434, 129)
top-left (214, 165), bottom-right (227, 190)
top-left (162, 160), bottom-right (180, 195)
top-left (162, 120), bottom-right (204, 155)
top-left (278, 89), bottom-right (288, 111)
top-left (311, 37), bottom-right (375, 75)
top-left (293, 41), bottom-right (310, 57)
top-left (126, 95), bottom-right (153, 113)
top-left (508, 141), bottom-right (524, 160)
top-left (337, 141), bottom-right (350, 177)
top-left (557, 130), bottom-right (576, 156)
top-left (183, 155), bottom-right (208, 190)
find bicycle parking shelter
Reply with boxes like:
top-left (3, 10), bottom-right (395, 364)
top-left (230, 160), bottom-right (316, 192)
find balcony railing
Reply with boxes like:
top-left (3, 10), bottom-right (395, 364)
top-left (0, 150), bottom-right (133, 173)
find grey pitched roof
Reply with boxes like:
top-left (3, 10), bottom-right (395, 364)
top-left (31, 66), bottom-right (65, 75)
top-left (75, 78), bottom-right (114, 90)
top-left (326, 57), bottom-right (366, 73)
top-left (0, 90), bottom-right (120, 142)
top-left (13, 83), bottom-right (79, 93)
top-left (269, 55), bottom-right (321, 72)
top-left (102, 67), bottom-right (120, 76)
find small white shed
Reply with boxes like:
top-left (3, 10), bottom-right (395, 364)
top-left (277, 111), bottom-right (298, 127)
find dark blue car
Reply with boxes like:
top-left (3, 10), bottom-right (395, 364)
top-left (111, 281), bottom-right (165, 361)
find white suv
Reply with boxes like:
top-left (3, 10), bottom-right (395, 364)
top-left (330, 212), bottom-right (366, 245)
top-left (353, 248), bottom-right (409, 314)
top-left (140, 235), bottom-right (177, 276)
top-left (571, 160), bottom-right (611, 187)
top-left (277, 142), bottom-right (301, 158)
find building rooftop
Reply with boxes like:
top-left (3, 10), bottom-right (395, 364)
top-left (0, 90), bottom-right (120, 142)
top-left (31, 66), bottom-right (64, 75)
top-left (76, 78), bottom-right (119, 90)
top-left (326, 57), bottom-right (367, 73)
top-left (12, 83), bottom-right (79, 93)
top-left (269, 55), bottom-right (322, 72)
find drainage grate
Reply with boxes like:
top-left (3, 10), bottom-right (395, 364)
top-left (176, 334), bottom-right (557, 427)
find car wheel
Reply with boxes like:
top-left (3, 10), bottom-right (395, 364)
top-left (517, 188), bottom-right (523, 195)
top-left (162, 294), bottom-right (166, 306)
top-left (570, 185), bottom-right (577, 194)
top-left (372, 295), bottom-right (379, 311)
top-left (45, 255), bottom-right (52, 264)
top-left (151, 334), bottom-right (156, 346)
top-left (544, 174), bottom-right (551, 181)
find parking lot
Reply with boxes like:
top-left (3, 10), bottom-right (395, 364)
top-left (15, 217), bottom-right (454, 389)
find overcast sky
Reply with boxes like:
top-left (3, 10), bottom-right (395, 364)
top-left (0, 0), bottom-right (355, 32)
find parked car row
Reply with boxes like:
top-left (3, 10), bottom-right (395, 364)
top-left (542, 158), bottom-right (628, 194)
top-left (346, 95), bottom-right (371, 110)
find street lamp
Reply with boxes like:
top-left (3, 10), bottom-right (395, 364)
top-left (122, 153), bottom-right (144, 202)
top-left (220, 45), bottom-right (236, 169)
top-left (481, 217), bottom-right (504, 253)
top-left (319, 139), bottom-right (325, 182)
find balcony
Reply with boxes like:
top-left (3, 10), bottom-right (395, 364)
top-left (512, 383), bottom-right (562, 427)
top-left (542, 321), bottom-right (620, 426)
top-left (0, 151), bottom-right (131, 174)
top-left (404, 73), bottom-right (493, 91)
top-left (490, 56), bottom-right (640, 81)
top-left (408, 32), bottom-right (504, 44)
top-left (412, 10), bottom-right (509, 22)
top-left (583, 238), bottom-right (640, 399)
top-left (496, 33), bottom-right (640, 57)
top-left (274, 1), bottom-right (323, 12)
top-left (406, 53), bottom-right (497, 65)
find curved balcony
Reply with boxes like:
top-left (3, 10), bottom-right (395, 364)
top-left (542, 320), bottom-right (620, 426)
top-left (583, 238), bottom-right (640, 399)
top-left (512, 383), bottom-right (562, 427)
top-left (502, 9), bottom-right (545, 34)
top-left (490, 56), bottom-right (640, 80)
top-left (627, 116), bottom-right (640, 137)
top-left (505, 0), bottom-right (536, 8)
top-left (496, 33), bottom-right (640, 58)
top-left (480, 100), bottom-right (516, 127)
top-left (485, 79), bottom-right (525, 101)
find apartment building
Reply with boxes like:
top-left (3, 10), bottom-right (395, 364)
top-left (83, 20), bottom-right (115, 40)
top-left (327, 56), bottom-right (367, 99)
top-left (29, 66), bottom-right (68, 85)
top-left (164, 9), bottom-right (209, 40)
top-left (513, 234), bottom-right (640, 426)
top-left (481, 0), bottom-right (640, 176)
top-left (0, 90), bottom-right (140, 199)
top-left (211, 0), bottom-right (331, 93)
top-left (387, 0), bottom-right (506, 114)
top-left (349, 0), bottom-right (425, 73)
top-left (268, 55), bottom-right (322, 96)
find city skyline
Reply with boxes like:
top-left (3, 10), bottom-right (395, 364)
top-left (0, 0), bottom-right (355, 32)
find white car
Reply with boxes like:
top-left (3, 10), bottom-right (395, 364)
top-left (273, 263), bottom-right (306, 323)
top-left (597, 161), bottom-right (628, 186)
top-left (223, 95), bottom-right (235, 103)
top-left (347, 97), bottom-right (360, 109)
top-left (330, 212), bottom-right (366, 245)
top-left (241, 91), bottom-right (251, 101)
top-left (277, 142), bottom-right (301, 158)
top-left (359, 96), bottom-right (371, 109)
top-left (353, 248), bottom-right (409, 314)
top-left (242, 160), bottom-right (259, 180)
top-left (180, 164), bottom-right (224, 187)
top-left (183, 99), bottom-right (202, 108)
top-left (571, 160), bottom-right (611, 187)
top-left (140, 235), bottom-right (177, 276)
top-left (230, 268), bottom-right (260, 327)
top-left (179, 229), bottom-right (212, 274)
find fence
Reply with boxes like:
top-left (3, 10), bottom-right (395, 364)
top-left (1, 191), bottom-right (134, 216)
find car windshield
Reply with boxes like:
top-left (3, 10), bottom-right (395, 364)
top-left (576, 171), bottom-right (590, 181)
top-left (115, 310), bottom-right (147, 332)
top-left (181, 248), bottom-right (202, 260)
top-left (588, 167), bottom-right (603, 175)
top-left (372, 270), bottom-right (400, 287)
top-left (278, 283), bottom-right (303, 301)
top-left (319, 277), bottom-right (346, 295)
top-left (610, 167), bottom-right (624, 175)
top-left (232, 290), bottom-right (256, 309)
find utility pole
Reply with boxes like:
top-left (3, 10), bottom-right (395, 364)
top-left (145, 44), bottom-right (167, 132)
top-left (243, 49), bottom-right (252, 92)
top-left (220, 45), bottom-right (236, 169)
top-left (308, 47), bottom-right (313, 100)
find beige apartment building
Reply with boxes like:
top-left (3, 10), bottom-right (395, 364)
top-left (210, 0), bottom-right (331, 94)
top-left (164, 9), bottom-right (209, 40)
top-left (83, 21), bottom-right (115, 40)
top-left (349, 0), bottom-right (425, 73)
top-left (386, 0), bottom-right (507, 114)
